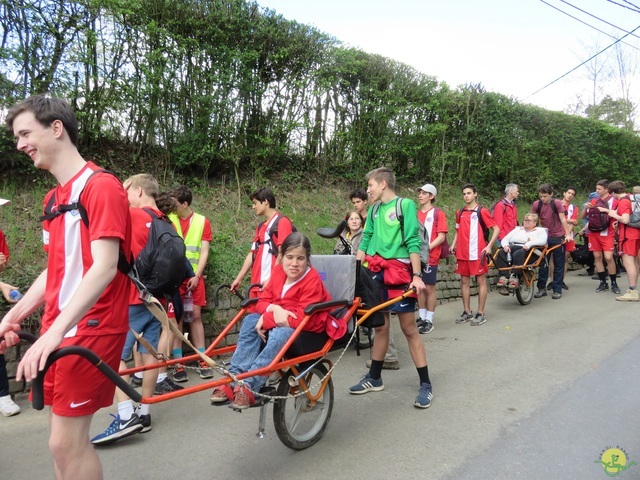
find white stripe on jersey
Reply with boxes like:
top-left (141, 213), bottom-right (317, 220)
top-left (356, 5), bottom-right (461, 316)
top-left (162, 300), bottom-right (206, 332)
top-left (58, 168), bottom-right (95, 338)
top-left (260, 214), bottom-right (280, 284)
top-left (469, 211), bottom-right (480, 261)
top-left (423, 208), bottom-right (435, 243)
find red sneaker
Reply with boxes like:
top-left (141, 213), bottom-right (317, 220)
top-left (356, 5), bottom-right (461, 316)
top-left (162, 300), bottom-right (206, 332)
top-left (209, 384), bottom-right (233, 404)
top-left (231, 385), bottom-right (255, 409)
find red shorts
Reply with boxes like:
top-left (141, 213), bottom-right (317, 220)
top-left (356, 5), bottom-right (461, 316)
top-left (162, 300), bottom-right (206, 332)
top-left (565, 240), bottom-right (576, 253)
top-left (455, 259), bottom-right (488, 276)
top-left (179, 276), bottom-right (206, 306)
top-left (588, 234), bottom-right (615, 252)
top-left (620, 238), bottom-right (640, 257)
top-left (32, 333), bottom-right (126, 417)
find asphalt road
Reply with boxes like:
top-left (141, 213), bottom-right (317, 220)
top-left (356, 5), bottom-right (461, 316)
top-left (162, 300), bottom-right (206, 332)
top-left (1, 270), bottom-right (639, 480)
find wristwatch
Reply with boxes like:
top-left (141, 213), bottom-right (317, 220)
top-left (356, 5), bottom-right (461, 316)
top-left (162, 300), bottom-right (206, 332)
top-left (412, 273), bottom-right (421, 277)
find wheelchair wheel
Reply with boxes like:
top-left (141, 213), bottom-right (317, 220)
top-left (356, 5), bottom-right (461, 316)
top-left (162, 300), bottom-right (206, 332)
top-left (516, 270), bottom-right (534, 305)
top-left (273, 363), bottom-right (334, 450)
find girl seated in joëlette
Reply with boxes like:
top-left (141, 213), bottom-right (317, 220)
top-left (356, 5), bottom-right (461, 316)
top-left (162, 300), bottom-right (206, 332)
top-left (210, 232), bottom-right (346, 409)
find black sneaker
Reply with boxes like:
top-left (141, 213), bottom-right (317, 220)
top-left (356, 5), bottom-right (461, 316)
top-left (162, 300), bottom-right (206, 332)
top-left (418, 320), bottom-right (434, 334)
top-left (455, 311), bottom-right (474, 324)
top-left (154, 377), bottom-right (184, 395)
top-left (135, 405), bottom-right (152, 433)
top-left (534, 288), bottom-right (547, 298)
top-left (130, 375), bottom-right (142, 388)
top-left (546, 283), bottom-right (553, 291)
top-left (596, 283), bottom-right (609, 293)
top-left (172, 364), bottom-right (188, 383)
top-left (562, 282), bottom-right (569, 290)
top-left (611, 284), bottom-right (622, 294)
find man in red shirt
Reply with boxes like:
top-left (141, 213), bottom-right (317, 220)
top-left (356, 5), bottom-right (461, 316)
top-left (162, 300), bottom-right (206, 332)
top-left (580, 179), bottom-right (620, 294)
top-left (600, 181), bottom-right (640, 301)
top-left (492, 183), bottom-right (519, 246)
top-left (415, 183), bottom-right (448, 334)
top-left (450, 183), bottom-right (499, 326)
top-left (231, 187), bottom-right (294, 295)
top-left (1, 95), bottom-right (131, 479)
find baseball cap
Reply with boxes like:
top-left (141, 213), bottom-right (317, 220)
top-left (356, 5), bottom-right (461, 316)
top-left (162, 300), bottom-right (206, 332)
top-left (417, 184), bottom-right (437, 196)
top-left (0, 198), bottom-right (10, 206)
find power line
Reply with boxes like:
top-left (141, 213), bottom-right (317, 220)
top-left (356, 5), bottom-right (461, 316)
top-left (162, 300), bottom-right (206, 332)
top-left (559, 0), bottom-right (640, 40)
top-left (524, 23), bottom-right (640, 101)
top-left (539, 0), bottom-right (640, 50)
top-left (606, 0), bottom-right (640, 14)
top-left (622, 0), bottom-right (640, 12)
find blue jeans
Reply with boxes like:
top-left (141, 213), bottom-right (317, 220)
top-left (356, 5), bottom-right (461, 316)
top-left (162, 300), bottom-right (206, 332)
top-left (537, 237), bottom-right (565, 293)
top-left (228, 313), bottom-right (294, 391)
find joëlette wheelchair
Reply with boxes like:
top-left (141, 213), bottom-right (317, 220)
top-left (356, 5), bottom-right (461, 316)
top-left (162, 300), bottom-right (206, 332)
top-left (19, 253), bottom-right (412, 451)
top-left (486, 241), bottom-right (565, 305)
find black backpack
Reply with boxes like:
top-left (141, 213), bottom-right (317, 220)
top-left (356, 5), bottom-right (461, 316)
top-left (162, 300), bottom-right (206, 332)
top-left (255, 214), bottom-right (297, 257)
top-left (41, 170), bottom-right (187, 298)
top-left (133, 208), bottom-right (187, 297)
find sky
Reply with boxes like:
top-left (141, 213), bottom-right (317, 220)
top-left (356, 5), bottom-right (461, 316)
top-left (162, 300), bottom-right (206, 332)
top-left (256, 0), bottom-right (639, 113)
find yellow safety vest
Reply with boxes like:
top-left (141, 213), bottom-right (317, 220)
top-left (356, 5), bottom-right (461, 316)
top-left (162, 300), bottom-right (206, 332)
top-left (169, 212), bottom-right (205, 270)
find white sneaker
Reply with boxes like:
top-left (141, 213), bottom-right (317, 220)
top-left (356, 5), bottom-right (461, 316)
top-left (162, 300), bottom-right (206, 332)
top-left (0, 395), bottom-right (20, 417)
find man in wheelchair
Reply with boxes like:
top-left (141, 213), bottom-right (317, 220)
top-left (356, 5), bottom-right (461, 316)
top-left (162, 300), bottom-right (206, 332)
top-left (494, 213), bottom-right (548, 293)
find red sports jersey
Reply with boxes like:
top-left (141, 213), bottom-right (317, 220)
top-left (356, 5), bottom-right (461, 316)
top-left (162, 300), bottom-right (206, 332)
top-left (41, 163), bottom-right (131, 337)
top-left (564, 203), bottom-right (579, 241)
top-left (417, 207), bottom-right (448, 266)
top-left (589, 195), bottom-right (618, 237)
top-left (0, 229), bottom-right (8, 259)
top-left (617, 196), bottom-right (640, 241)
top-left (250, 213), bottom-right (293, 286)
top-left (128, 207), bottom-right (165, 305)
top-left (455, 206), bottom-right (496, 261)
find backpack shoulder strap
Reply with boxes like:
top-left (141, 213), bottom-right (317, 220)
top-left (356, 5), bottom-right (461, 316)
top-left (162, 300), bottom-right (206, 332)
top-left (39, 168), bottom-right (112, 226)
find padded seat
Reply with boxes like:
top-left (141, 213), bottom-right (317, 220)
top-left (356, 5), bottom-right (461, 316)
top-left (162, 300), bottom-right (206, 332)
top-left (285, 255), bottom-right (357, 358)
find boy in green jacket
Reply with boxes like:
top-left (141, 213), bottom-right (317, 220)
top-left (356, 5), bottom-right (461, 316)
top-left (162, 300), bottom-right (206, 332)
top-left (349, 167), bottom-right (433, 408)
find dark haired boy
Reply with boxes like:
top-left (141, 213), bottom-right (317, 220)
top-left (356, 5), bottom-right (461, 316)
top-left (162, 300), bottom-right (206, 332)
top-left (600, 181), bottom-right (639, 301)
top-left (168, 185), bottom-right (214, 381)
top-left (450, 183), bottom-right (499, 325)
top-left (532, 183), bottom-right (571, 299)
top-left (580, 179), bottom-right (620, 294)
top-left (2, 95), bottom-right (132, 478)
top-left (231, 187), bottom-right (294, 295)
top-left (559, 186), bottom-right (579, 288)
top-left (349, 188), bottom-right (369, 220)
top-left (349, 167), bottom-right (432, 409)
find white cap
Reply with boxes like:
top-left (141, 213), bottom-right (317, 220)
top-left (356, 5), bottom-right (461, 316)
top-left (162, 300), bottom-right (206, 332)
top-left (416, 184), bottom-right (437, 196)
top-left (0, 198), bottom-right (10, 206)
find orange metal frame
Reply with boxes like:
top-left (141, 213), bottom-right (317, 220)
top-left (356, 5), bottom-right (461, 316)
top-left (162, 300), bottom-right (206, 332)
top-left (118, 288), bottom-right (416, 405)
